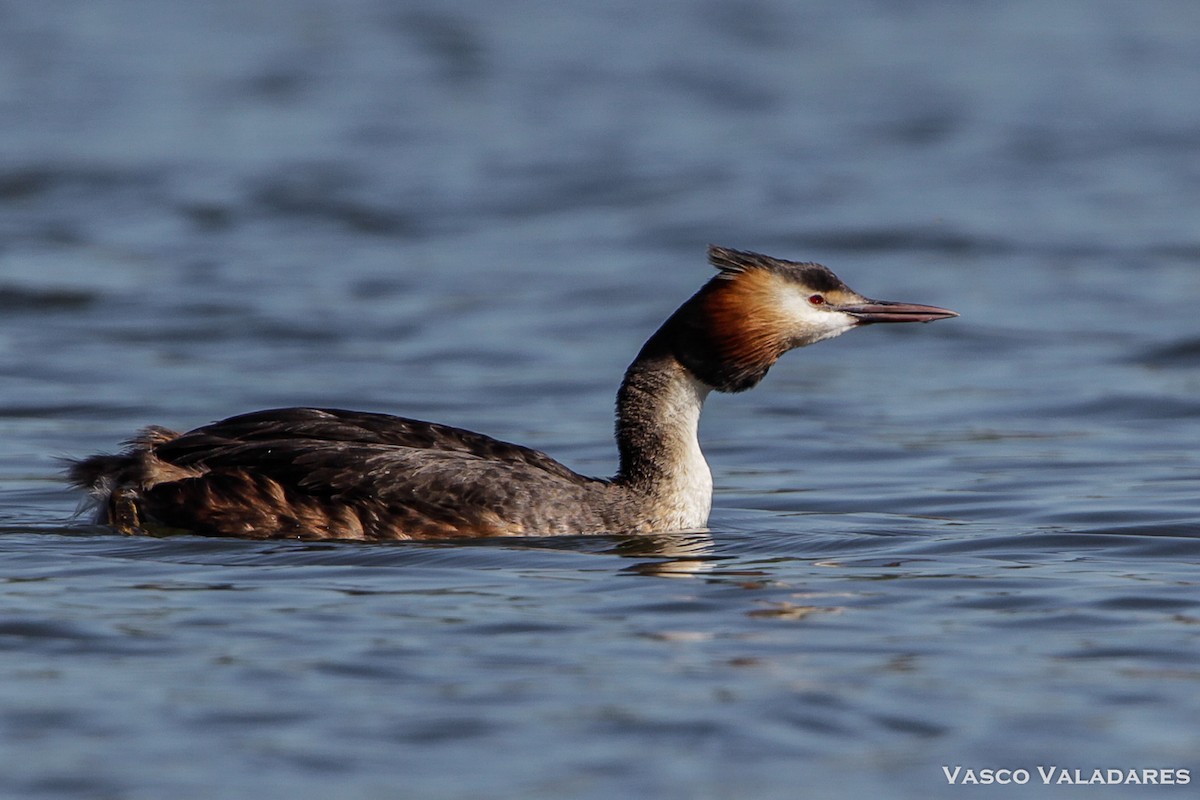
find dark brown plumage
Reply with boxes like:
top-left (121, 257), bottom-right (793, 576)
top-left (72, 408), bottom-right (616, 539)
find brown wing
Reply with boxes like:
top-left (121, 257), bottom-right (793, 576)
top-left (155, 407), bottom-right (583, 480)
top-left (136, 407), bottom-right (608, 540)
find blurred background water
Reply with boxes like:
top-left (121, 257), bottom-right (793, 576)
top-left (2, 0), bottom-right (1199, 797)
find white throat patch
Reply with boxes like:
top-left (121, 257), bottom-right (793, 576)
top-left (777, 288), bottom-right (858, 346)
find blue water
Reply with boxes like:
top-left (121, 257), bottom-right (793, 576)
top-left (2, 1), bottom-right (1199, 797)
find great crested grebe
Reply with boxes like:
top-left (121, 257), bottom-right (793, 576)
top-left (68, 245), bottom-right (956, 541)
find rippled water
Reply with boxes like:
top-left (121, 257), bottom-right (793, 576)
top-left (2, 1), bottom-right (1199, 797)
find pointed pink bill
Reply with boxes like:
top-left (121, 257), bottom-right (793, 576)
top-left (840, 300), bottom-right (959, 324)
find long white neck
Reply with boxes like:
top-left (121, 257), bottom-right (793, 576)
top-left (611, 264), bottom-right (812, 530)
top-left (614, 344), bottom-right (714, 530)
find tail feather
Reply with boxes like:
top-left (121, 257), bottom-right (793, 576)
top-left (64, 426), bottom-right (184, 532)
top-left (65, 453), bottom-right (135, 494)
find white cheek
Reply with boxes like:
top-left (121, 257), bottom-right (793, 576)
top-left (779, 292), bottom-right (857, 345)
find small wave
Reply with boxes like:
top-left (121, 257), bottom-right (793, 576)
top-left (0, 285), bottom-right (98, 312)
top-left (1133, 336), bottom-right (1200, 368)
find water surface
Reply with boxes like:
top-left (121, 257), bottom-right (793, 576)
top-left (2, 1), bottom-right (1198, 798)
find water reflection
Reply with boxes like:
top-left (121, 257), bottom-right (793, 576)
top-left (605, 530), bottom-right (723, 577)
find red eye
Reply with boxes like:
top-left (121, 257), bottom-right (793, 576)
top-left (808, 294), bottom-right (825, 305)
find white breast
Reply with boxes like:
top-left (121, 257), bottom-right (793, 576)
top-left (652, 375), bottom-right (713, 529)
